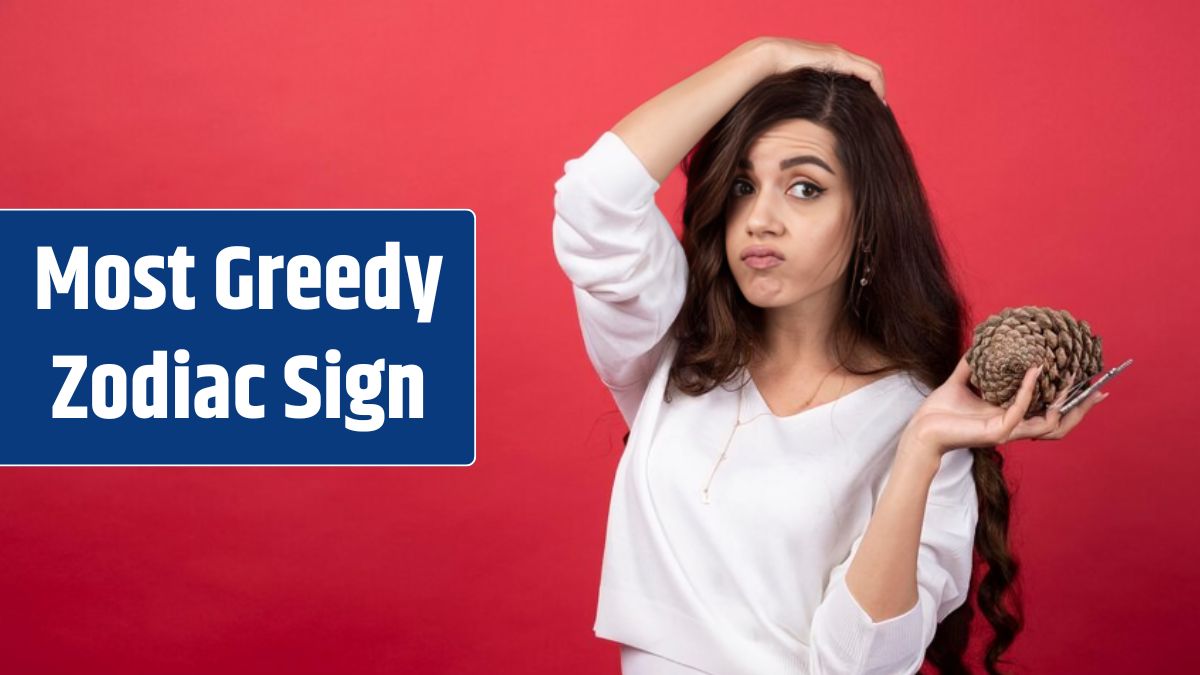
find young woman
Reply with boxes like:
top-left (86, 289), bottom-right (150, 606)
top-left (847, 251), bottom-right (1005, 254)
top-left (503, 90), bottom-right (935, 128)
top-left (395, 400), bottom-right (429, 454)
top-left (552, 37), bottom-right (1103, 675)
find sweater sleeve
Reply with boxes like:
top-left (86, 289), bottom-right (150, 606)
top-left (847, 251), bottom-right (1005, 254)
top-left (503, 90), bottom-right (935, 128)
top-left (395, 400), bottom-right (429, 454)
top-left (807, 447), bottom-right (979, 675)
top-left (551, 131), bottom-right (688, 427)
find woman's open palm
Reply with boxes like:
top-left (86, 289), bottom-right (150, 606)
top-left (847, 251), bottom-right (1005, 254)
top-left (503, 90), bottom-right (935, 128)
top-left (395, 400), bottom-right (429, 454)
top-left (906, 355), bottom-right (1108, 454)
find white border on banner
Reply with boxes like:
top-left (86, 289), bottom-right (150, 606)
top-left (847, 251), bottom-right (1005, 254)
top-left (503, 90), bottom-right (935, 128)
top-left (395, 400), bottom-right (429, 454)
top-left (0, 208), bottom-right (478, 468)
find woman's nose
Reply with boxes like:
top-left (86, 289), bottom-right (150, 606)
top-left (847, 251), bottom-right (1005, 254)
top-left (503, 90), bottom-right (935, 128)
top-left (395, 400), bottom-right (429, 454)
top-left (745, 193), bottom-right (783, 236)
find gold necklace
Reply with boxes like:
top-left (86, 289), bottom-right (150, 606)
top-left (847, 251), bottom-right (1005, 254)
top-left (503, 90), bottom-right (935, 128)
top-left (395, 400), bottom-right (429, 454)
top-left (701, 362), bottom-right (843, 505)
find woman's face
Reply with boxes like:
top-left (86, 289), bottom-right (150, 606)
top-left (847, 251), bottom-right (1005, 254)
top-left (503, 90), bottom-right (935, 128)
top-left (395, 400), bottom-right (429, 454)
top-left (724, 118), bottom-right (854, 310)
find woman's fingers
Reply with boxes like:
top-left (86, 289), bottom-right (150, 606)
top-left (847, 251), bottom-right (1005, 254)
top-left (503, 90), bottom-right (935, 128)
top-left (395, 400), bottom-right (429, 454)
top-left (1041, 373), bottom-right (1076, 426)
top-left (835, 47), bottom-right (887, 100)
top-left (769, 38), bottom-right (887, 102)
top-left (821, 44), bottom-right (886, 101)
top-left (1038, 389), bottom-right (1108, 440)
top-left (1017, 372), bottom-right (1110, 442)
top-left (998, 365), bottom-right (1042, 442)
top-left (1034, 373), bottom-right (1074, 429)
top-left (1011, 372), bottom-right (1071, 439)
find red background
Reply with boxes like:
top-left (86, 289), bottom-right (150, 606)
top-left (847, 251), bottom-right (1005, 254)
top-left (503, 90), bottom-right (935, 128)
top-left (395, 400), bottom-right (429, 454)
top-left (2, 1), bottom-right (1197, 673)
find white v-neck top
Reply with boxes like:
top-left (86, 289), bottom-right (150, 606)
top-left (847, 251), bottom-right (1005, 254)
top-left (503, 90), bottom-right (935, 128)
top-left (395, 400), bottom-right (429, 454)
top-left (552, 130), bottom-right (979, 675)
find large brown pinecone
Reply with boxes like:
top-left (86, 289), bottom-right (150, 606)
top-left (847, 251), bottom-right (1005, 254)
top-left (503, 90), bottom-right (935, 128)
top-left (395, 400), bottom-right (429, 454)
top-left (965, 306), bottom-right (1104, 418)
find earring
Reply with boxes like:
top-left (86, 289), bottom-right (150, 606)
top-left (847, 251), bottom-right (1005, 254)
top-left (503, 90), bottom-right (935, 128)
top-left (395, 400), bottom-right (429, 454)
top-left (859, 242), bottom-right (873, 287)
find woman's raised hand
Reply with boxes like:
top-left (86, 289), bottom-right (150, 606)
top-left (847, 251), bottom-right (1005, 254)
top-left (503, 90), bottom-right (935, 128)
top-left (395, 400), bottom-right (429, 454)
top-left (752, 36), bottom-right (888, 104)
top-left (610, 37), bottom-right (887, 185)
top-left (902, 355), bottom-right (1109, 458)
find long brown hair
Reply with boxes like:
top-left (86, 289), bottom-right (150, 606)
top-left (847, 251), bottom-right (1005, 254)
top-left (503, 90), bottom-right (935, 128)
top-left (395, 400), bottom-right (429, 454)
top-left (623, 67), bottom-right (1023, 673)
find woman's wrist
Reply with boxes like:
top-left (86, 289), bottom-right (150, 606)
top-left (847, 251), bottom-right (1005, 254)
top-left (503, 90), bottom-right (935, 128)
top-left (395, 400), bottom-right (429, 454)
top-left (897, 422), bottom-right (945, 473)
top-left (736, 37), bottom-right (782, 79)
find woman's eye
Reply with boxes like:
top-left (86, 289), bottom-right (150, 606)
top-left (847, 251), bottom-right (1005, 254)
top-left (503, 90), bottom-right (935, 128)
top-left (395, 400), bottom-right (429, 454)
top-left (731, 178), bottom-right (825, 201)
top-left (788, 181), bottom-right (826, 200)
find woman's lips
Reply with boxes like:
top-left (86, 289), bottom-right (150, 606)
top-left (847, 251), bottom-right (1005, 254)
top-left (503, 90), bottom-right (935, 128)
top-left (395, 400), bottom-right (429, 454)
top-left (744, 255), bottom-right (783, 270)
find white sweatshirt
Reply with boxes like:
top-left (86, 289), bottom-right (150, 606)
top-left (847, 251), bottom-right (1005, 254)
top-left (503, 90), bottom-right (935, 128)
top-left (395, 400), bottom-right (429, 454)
top-left (552, 130), bottom-right (979, 675)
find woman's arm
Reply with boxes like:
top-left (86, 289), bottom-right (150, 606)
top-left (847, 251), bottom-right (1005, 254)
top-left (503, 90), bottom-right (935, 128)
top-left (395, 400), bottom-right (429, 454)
top-left (612, 36), bottom-right (887, 183)
top-left (554, 38), bottom-right (886, 426)
top-left (843, 359), bottom-right (1092, 623)
top-left (611, 38), bottom-right (778, 183)
top-left (805, 359), bottom-right (1043, 671)
top-left (807, 442), bottom-right (978, 674)
top-left (841, 440), bottom-right (943, 622)
top-left (552, 40), bottom-right (782, 420)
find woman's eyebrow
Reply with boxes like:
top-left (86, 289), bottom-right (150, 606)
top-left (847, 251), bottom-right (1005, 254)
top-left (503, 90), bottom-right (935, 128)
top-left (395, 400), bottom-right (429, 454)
top-left (737, 156), bottom-right (836, 176)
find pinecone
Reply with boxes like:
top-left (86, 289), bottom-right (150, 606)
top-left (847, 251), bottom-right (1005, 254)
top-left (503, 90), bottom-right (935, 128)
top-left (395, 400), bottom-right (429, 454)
top-left (965, 306), bottom-right (1104, 418)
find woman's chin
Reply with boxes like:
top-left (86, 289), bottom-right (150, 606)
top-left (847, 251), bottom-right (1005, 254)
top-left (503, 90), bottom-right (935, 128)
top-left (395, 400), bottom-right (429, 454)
top-left (742, 291), bottom-right (791, 309)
